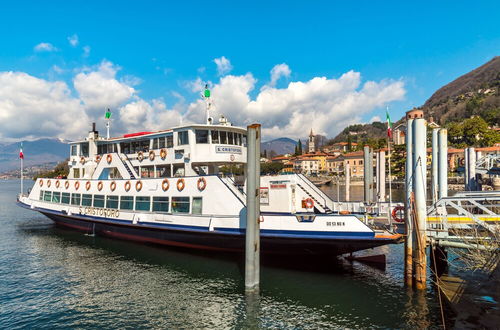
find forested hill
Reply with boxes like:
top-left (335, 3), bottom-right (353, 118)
top-left (328, 56), bottom-right (500, 146)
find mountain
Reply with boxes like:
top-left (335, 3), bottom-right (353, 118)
top-left (0, 138), bottom-right (69, 172)
top-left (261, 137), bottom-right (297, 156)
top-left (329, 56), bottom-right (500, 144)
top-left (423, 56), bottom-right (500, 124)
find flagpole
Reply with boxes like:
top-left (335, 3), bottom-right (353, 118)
top-left (20, 146), bottom-right (24, 196)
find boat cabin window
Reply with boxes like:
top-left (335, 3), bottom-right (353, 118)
top-left (220, 131), bottom-right (227, 144)
top-left (152, 135), bottom-right (173, 149)
top-left (93, 195), bottom-right (105, 208)
top-left (166, 135), bottom-right (173, 148)
top-left (195, 130), bottom-right (209, 144)
top-left (71, 193), bottom-right (81, 206)
top-left (71, 145), bottom-right (77, 156)
top-left (177, 131), bottom-right (189, 145)
top-left (73, 169), bottom-right (80, 179)
top-left (172, 197), bottom-right (189, 214)
top-left (152, 197), bottom-right (169, 213)
top-left (140, 166), bottom-right (155, 178)
top-left (61, 193), bottom-right (70, 204)
top-left (120, 196), bottom-right (134, 210)
top-left (192, 197), bottom-right (202, 214)
top-left (135, 196), bottom-right (151, 211)
top-left (82, 194), bottom-right (92, 206)
top-left (156, 165), bottom-right (171, 178)
top-left (52, 192), bottom-right (61, 203)
top-left (97, 143), bottom-right (117, 155)
top-left (43, 191), bottom-right (52, 202)
top-left (211, 130), bottom-right (219, 144)
top-left (39, 190), bottom-right (44, 201)
top-left (106, 195), bottom-right (119, 209)
top-left (172, 164), bottom-right (185, 177)
top-left (80, 143), bottom-right (89, 157)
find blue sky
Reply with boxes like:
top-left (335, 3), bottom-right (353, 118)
top-left (0, 0), bottom-right (498, 141)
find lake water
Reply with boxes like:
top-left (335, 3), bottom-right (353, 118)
top-left (0, 180), bottom-right (449, 328)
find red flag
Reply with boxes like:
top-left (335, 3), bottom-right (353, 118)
top-left (19, 144), bottom-right (24, 159)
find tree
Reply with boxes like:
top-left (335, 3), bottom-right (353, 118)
top-left (33, 159), bottom-right (70, 179)
top-left (347, 135), bottom-right (352, 152)
top-left (297, 140), bottom-right (303, 155)
top-left (261, 162), bottom-right (284, 174)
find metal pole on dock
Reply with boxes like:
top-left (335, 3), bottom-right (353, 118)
top-left (245, 124), bottom-right (261, 293)
top-left (412, 117), bottom-right (427, 290)
top-left (431, 129), bottom-right (439, 204)
top-left (404, 116), bottom-right (414, 287)
top-left (464, 147), bottom-right (469, 190)
top-left (377, 151), bottom-right (386, 202)
top-left (345, 162), bottom-right (350, 202)
top-left (369, 148), bottom-right (374, 203)
top-left (468, 147), bottom-right (476, 191)
top-left (364, 146), bottom-right (370, 204)
top-left (438, 129), bottom-right (448, 199)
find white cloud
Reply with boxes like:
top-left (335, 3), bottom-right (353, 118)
top-left (68, 34), bottom-right (79, 47)
top-left (74, 60), bottom-right (135, 114)
top-left (269, 63), bottom-right (291, 87)
top-left (0, 72), bottom-right (88, 140)
top-left (51, 65), bottom-right (64, 74)
top-left (119, 99), bottom-right (182, 132)
top-left (184, 70), bottom-right (405, 139)
top-left (370, 115), bottom-right (381, 122)
top-left (213, 56), bottom-right (233, 76)
top-left (34, 42), bottom-right (57, 52)
top-left (83, 45), bottom-right (91, 57)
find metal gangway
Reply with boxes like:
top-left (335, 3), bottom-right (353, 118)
top-left (426, 190), bottom-right (500, 247)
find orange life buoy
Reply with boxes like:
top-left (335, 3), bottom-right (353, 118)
top-left (65, 181), bottom-right (69, 189)
top-left (75, 181), bottom-right (80, 190)
top-left (97, 181), bottom-right (103, 191)
top-left (161, 178), bottom-right (170, 192)
top-left (177, 178), bottom-right (185, 192)
top-left (110, 181), bottom-right (116, 191)
top-left (55, 180), bottom-right (60, 188)
top-left (80, 156), bottom-right (85, 165)
top-left (124, 181), bottom-right (131, 192)
top-left (303, 198), bottom-right (314, 209)
top-left (39, 179), bottom-right (43, 187)
top-left (149, 150), bottom-right (155, 161)
top-left (339, 210), bottom-right (351, 215)
top-left (86, 181), bottom-right (91, 191)
top-left (106, 154), bottom-right (112, 164)
top-left (47, 180), bottom-right (51, 188)
top-left (197, 177), bottom-right (207, 191)
top-left (96, 155), bottom-right (101, 163)
top-left (160, 148), bottom-right (167, 159)
top-left (136, 180), bottom-right (143, 191)
top-left (137, 151), bottom-right (144, 162)
top-left (392, 206), bottom-right (405, 223)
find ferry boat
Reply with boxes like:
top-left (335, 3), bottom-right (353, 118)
top-left (17, 114), bottom-right (401, 255)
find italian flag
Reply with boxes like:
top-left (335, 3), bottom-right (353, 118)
top-left (386, 109), bottom-right (392, 138)
top-left (19, 143), bottom-right (24, 159)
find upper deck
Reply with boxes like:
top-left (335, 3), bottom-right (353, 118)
top-left (66, 121), bottom-right (248, 180)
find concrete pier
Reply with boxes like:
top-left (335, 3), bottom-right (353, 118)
top-left (438, 129), bottom-right (448, 199)
top-left (404, 115), bottom-right (414, 287)
top-left (431, 129), bottom-right (439, 203)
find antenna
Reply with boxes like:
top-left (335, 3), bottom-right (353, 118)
top-left (202, 84), bottom-right (213, 125)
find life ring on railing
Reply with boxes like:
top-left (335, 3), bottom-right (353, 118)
top-left (106, 154), bottom-right (112, 164)
top-left (65, 181), bottom-right (69, 189)
top-left (137, 151), bottom-right (144, 162)
top-left (197, 177), bottom-right (207, 191)
top-left (136, 180), bottom-right (143, 191)
top-left (110, 181), bottom-right (116, 192)
top-left (161, 178), bottom-right (170, 192)
top-left (177, 178), bottom-right (185, 192)
top-left (80, 156), bottom-right (86, 165)
top-left (86, 181), bottom-right (91, 191)
top-left (160, 148), bottom-right (167, 159)
top-left (303, 198), bottom-right (314, 209)
top-left (392, 206), bottom-right (405, 223)
top-left (339, 210), bottom-right (351, 215)
top-left (149, 150), bottom-right (155, 161)
top-left (55, 180), bottom-right (60, 188)
top-left (74, 181), bottom-right (80, 190)
top-left (39, 179), bottom-right (43, 187)
top-left (47, 180), bottom-right (51, 188)
top-left (97, 181), bottom-right (103, 191)
top-left (124, 181), bottom-right (131, 192)
top-left (96, 155), bottom-right (101, 163)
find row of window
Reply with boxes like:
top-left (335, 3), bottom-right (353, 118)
top-left (39, 190), bottom-right (202, 214)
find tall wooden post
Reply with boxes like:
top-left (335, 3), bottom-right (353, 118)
top-left (404, 115), bottom-right (414, 287)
